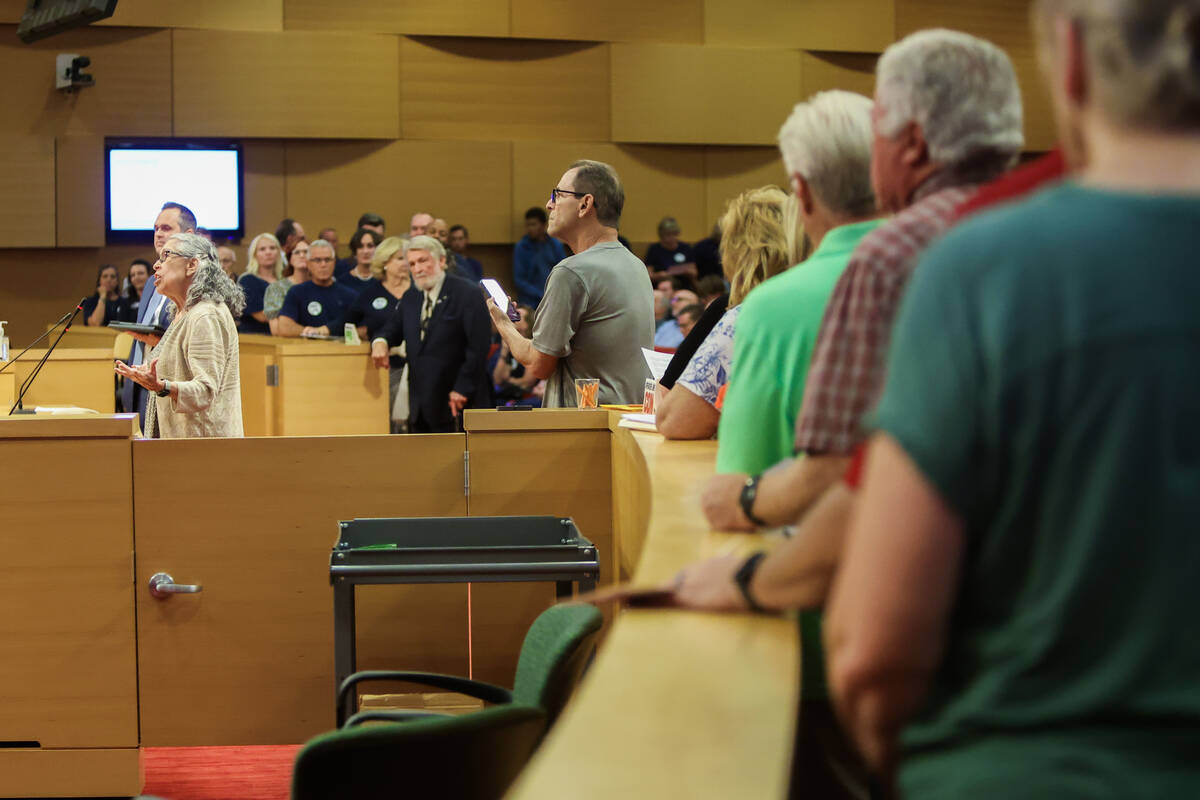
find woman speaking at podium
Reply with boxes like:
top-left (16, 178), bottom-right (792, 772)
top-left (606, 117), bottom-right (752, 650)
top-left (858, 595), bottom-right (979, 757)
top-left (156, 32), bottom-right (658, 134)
top-left (115, 233), bottom-right (245, 438)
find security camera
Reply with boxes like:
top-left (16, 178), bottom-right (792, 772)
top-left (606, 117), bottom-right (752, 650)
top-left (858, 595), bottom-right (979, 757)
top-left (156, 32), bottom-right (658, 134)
top-left (55, 53), bottom-right (94, 91)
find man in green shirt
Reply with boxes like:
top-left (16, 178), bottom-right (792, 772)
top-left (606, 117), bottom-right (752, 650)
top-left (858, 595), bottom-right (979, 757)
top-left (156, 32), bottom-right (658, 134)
top-left (826, 2), bottom-right (1200, 796)
top-left (715, 90), bottom-right (881, 476)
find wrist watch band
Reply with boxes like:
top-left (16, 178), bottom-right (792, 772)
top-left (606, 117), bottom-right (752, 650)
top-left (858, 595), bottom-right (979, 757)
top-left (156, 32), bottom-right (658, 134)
top-left (738, 474), bottom-right (768, 527)
top-left (156, 380), bottom-right (171, 398)
top-left (733, 551), bottom-right (768, 613)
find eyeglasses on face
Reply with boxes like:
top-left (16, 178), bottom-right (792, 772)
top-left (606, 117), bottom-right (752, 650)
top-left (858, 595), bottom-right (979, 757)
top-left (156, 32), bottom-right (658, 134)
top-left (549, 187), bottom-right (587, 204)
top-left (156, 248), bottom-right (187, 264)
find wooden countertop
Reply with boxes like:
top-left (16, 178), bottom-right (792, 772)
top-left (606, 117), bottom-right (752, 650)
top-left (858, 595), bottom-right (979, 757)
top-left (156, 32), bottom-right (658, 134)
top-left (507, 428), bottom-right (800, 799)
top-left (237, 334), bottom-right (372, 356)
top-left (0, 413), bottom-right (138, 439)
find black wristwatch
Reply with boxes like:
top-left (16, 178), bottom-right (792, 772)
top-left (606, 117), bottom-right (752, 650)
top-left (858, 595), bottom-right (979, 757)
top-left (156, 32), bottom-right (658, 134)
top-left (156, 380), bottom-right (171, 398)
top-left (738, 474), bottom-right (768, 527)
top-left (734, 552), bottom-right (768, 613)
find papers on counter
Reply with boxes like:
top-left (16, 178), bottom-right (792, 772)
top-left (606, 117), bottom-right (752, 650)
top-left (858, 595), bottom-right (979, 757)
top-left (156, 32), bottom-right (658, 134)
top-left (642, 348), bottom-right (673, 382)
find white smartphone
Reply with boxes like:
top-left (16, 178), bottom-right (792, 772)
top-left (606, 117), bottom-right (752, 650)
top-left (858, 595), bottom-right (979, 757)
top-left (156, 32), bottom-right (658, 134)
top-left (480, 279), bottom-right (521, 322)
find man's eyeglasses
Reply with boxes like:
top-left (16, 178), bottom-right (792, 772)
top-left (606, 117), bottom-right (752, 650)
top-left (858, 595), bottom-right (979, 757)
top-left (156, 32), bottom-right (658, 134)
top-left (549, 187), bottom-right (587, 204)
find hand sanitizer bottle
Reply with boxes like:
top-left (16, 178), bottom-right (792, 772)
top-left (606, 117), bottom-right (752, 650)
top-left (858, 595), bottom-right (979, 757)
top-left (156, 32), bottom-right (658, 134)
top-left (0, 321), bottom-right (8, 361)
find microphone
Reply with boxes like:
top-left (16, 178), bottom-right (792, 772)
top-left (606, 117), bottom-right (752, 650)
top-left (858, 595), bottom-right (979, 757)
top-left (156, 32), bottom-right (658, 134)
top-left (0, 297), bottom-right (88, 377)
top-left (7, 297), bottom-right (88, 415)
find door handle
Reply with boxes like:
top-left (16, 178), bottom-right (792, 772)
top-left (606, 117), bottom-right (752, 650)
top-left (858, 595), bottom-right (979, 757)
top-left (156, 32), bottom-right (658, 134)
top-left (148, 572), bottom-right (203, 599)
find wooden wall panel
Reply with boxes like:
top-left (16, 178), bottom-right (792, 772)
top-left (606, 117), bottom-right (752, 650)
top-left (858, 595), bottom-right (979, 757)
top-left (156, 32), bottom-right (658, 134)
top-left (400, 37), bottom-right (610, 142)
top-left (285, 140), bottom-right (512, 245)
top-left (242, 140), bottom-right (287, 247)
top-left (894, 0), bottom-right (1055, 150)
top-left (172, 30), bottom-right (400, 139)
top-left (703, 147), bottom-right (786, 234)
top-left (0, 136), bottom-right (56, 248)
top-left (0, 25), bottom-right (172, 138)
top-left (0, 0), bottom-right (20, 23)
top-left (800, 51), bottom-right (877, 100)
top-left (610, 43), bottom-right (801, 146)
top-left (284, 0), bottom-right (509, 37)
top-left (0, 245), bottom-right (150, 347)
top-left (56, 135), bottom-right (104, 247)
top-left (511, 0), bottom-right (703, 44)
top-left (511, 141), bottom-right (706, 245)
top-left (704, 0), bottom-right (894, 53)
top-left (97, 0), bottom-right (283, 31)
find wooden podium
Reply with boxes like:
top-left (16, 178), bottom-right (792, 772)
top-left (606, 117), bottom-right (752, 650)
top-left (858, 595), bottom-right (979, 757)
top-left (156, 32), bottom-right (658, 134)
top-left (238, 334), bottom-right (388, 436)
top-left (0, 415), bottom-right (142, 798)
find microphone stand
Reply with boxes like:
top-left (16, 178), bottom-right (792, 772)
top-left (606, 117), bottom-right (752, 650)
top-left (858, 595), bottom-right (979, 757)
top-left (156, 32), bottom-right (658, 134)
top-left (9, 298), bottom-right (88, 415)
top-left (0, 300), bottom-right (84, 377)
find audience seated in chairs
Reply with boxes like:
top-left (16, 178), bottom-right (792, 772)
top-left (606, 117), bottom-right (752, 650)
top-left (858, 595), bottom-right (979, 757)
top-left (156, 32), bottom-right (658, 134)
top-left (655, 185), bottom-right (801, 440)
top-left (124, 259), bottom-right (151, 321)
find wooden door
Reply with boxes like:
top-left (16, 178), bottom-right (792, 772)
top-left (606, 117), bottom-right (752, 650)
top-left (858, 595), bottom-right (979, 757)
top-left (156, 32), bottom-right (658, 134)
top-left (134, 433), bottom-right (469, 745)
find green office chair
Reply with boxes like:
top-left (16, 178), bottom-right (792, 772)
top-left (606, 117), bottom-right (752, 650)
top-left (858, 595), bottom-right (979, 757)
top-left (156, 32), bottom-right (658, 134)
top-left (292, 603), bottom-right (603, 800)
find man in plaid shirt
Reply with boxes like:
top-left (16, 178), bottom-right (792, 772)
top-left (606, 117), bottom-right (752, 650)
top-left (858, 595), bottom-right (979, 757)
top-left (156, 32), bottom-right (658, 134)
top-left (700, 30), bottom-right (1024, 534)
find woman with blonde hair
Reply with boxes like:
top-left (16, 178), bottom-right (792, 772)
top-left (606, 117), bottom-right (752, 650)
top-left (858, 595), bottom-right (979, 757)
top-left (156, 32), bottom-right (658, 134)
top-left (237, 232), bottom-right (287, 334)
top-left (345, 236), bottom-right (413, 432)
top-left (655, 185), bottom-right (801, 440)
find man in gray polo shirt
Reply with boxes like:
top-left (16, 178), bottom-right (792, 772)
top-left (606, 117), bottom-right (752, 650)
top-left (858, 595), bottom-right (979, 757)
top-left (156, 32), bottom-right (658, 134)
top-left (489, 159), bottom-right (654, 407)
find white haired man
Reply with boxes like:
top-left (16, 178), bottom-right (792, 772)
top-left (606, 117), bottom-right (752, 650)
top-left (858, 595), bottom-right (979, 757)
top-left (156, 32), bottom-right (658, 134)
top-left (487, 160), bottom-right (654, 407)
top-left (699, 30), bottom-right (1023, 535)
top-left (713, 90), bottom-right (882, 479)
top-left (370, 235), bottom-right (492, 432)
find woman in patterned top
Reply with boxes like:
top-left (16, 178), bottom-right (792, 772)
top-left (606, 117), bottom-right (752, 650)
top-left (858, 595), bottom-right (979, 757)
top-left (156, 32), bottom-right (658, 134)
top-left (655, 186), bottom-right (801, 439)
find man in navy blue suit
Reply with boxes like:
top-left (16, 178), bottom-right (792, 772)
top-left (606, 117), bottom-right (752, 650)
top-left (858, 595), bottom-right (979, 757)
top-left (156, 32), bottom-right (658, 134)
top-left (370, 235), bottom-right (492, 433)
top-left (121, 202), bottom-right (197, 428)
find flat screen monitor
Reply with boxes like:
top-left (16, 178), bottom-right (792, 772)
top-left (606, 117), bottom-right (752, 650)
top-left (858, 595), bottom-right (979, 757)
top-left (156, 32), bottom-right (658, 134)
top-left (105, 139), bottom-right (244, 244)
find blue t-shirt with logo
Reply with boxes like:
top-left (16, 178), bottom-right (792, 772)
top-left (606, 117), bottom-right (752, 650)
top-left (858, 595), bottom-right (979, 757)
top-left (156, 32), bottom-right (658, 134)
top-left (279, 280), bottom-right (358, 331)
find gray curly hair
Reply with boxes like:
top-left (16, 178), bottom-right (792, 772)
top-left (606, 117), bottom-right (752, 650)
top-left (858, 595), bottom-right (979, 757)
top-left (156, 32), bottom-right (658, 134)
top-left (164, 232), bottom-right (246, 320)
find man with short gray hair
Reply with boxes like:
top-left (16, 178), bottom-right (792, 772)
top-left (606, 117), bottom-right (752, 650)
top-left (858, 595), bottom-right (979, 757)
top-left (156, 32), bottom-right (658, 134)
top-left (715, 89), bottom-right (883, 478)
top-left (276, 239), bottom-right (358, 338)
top-left (489, 159), bottom-right (654, 407)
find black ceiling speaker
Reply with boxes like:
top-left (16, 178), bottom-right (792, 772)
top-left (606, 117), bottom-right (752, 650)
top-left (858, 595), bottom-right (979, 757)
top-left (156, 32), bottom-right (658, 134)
top-left (17, 0), bottom-right (119, 44)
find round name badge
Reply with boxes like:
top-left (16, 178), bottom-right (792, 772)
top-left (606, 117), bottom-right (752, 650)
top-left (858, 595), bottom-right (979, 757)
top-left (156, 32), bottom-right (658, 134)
top-left (307, 301), bottom-right (323, 316)
top-left (674, 252), bottom-right (686, 263)
top-left (372, 296), bottom-right (389, 310)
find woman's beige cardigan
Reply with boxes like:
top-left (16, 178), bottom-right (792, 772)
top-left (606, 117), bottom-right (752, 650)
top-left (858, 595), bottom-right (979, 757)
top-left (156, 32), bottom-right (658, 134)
top-left (145, 300), bottom-right (243, 438)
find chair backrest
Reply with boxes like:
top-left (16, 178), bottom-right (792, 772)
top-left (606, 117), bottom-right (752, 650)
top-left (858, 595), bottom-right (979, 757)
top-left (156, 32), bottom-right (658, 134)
top-left (292, 705), bottom-right (545, 800)
top-left (511, 603), bottom-right (603, 726)
top-left (112, 332), bottom-right (133, 361)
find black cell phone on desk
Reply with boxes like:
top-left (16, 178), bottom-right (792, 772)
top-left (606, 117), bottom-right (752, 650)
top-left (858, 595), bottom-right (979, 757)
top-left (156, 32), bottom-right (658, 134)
top-left (480, 279), bottom-right (522, 322)
top-left (108, 321), bottom-right (167, 337)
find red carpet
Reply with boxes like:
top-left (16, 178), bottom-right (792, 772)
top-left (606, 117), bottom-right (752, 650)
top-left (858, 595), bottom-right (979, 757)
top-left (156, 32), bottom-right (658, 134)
top-left (143, 745), bottom-right (301, 800)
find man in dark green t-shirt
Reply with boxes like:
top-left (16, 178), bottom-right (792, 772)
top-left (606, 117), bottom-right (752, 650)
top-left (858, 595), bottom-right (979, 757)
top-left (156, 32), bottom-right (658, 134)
top-left (825, 3), bottom-right (1200, 796)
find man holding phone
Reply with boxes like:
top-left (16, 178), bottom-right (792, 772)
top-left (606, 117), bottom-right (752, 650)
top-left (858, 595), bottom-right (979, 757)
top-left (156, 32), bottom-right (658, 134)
top-left (488, 159), bottom-right (654, 407)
